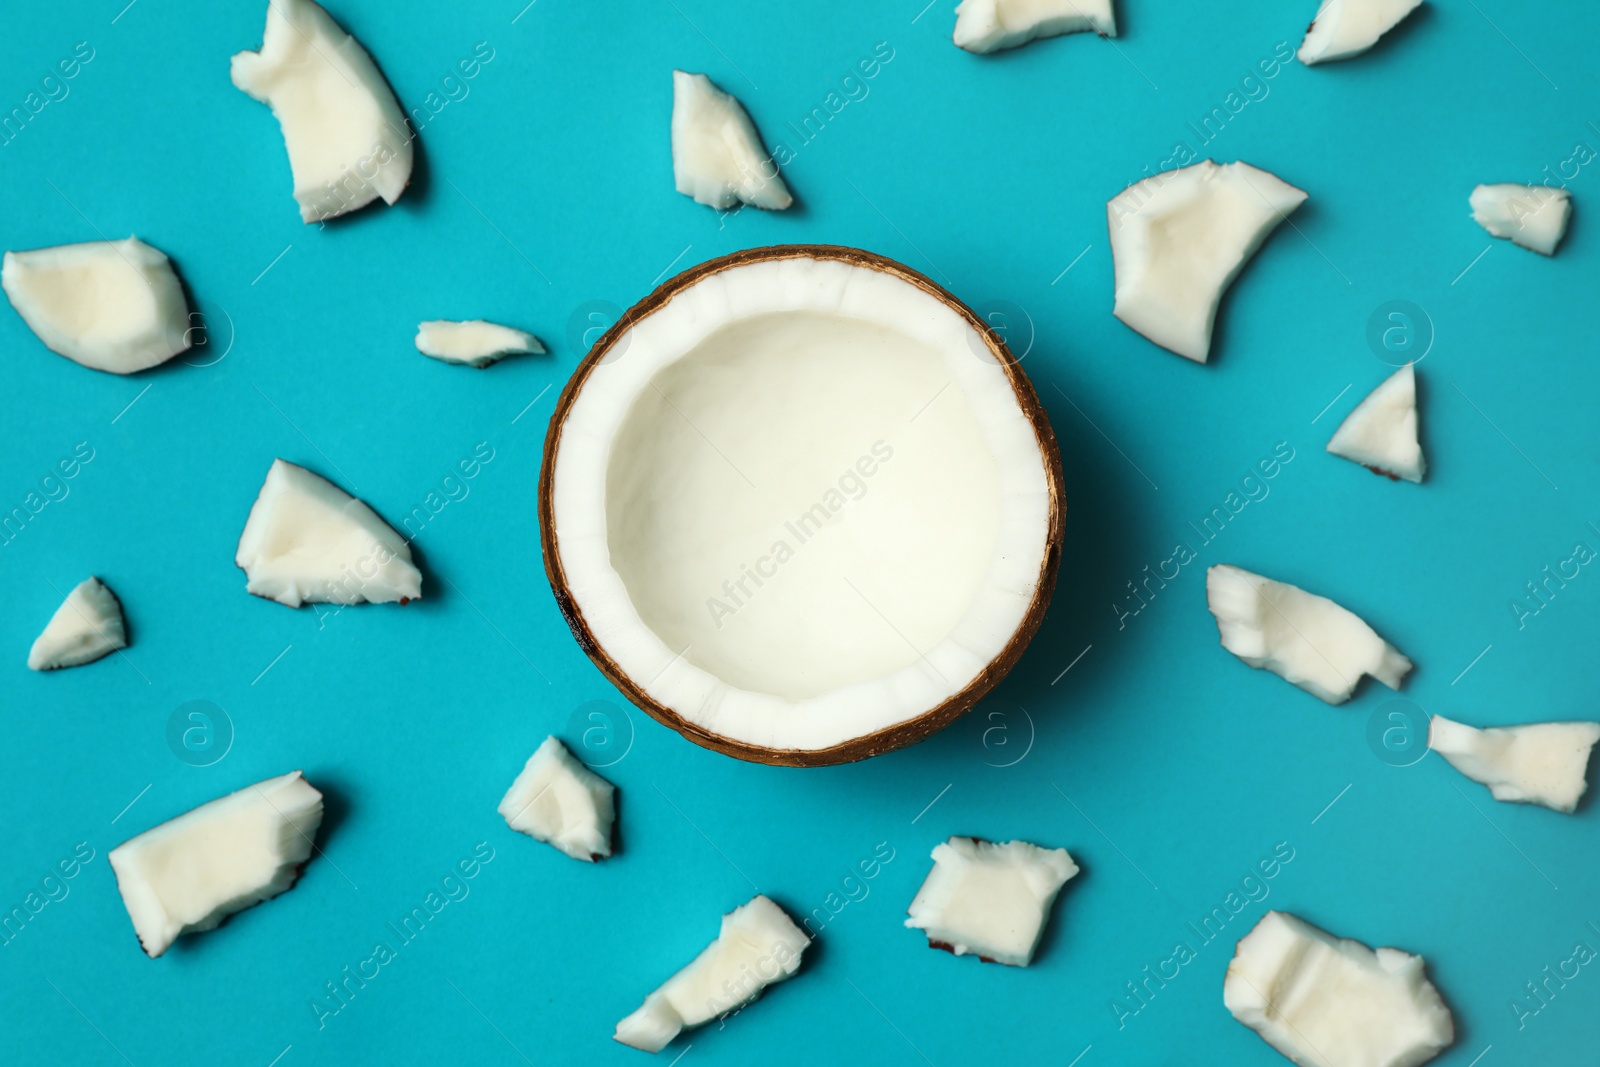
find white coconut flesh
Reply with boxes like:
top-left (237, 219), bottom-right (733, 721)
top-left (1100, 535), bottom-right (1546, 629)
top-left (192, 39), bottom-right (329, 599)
top-left (1298, 0), bottom-right (1424, 65)
top-left (671, 71), bottom-right (792, 211)
top-left (1470, 183), bottom-right (1572, 256)
top-left (1225, 911), bottom-right (1454, 1067)
top-left (1429, 714), bottom-right (1600, 814)
top-left (416, 319), bottom-right (544, 367)
top-left (28, 576), bottom-right (127, 671)
top-left (1206, 564), bottom-right (1412, 704)
top-left (615, 894), bottom-right (809, 1052)
top-left (1326, 363), bottom-right (1425, 482)
top-left (905, 837), bottom-right (1079, 967)
top-left (236, 458), bottom-right (422, 607)
top-left (1108, 161), bottom-right (1307, 362)
top-left (231, 0), bottom-right (413, 223)
top-left (2, 237), bottom-right (190, 374)
top-left (498, 736), bottom-right (616, 860)
top-left (109, 771), bottom-right (324, 958)
top-left (953, 0), bottom-right (1117, 54)
top-left (549, 255), bottom-right (1056, 756)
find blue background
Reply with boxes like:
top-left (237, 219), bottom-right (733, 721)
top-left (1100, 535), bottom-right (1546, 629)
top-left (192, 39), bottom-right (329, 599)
top-left (1, 1), bottom-right (1597, 1064)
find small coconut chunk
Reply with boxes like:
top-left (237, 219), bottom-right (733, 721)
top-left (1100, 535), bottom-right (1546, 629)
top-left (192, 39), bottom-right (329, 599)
top-left (28, 577), bottom-right (127, 671)
top-left (109, 771), bottom-right (324, 958)
top-left (904, 837), bottom-right (1078, 967)
top-left (1108, 160), bottom-right (1307, 363)
top-left (615, 895), bottom-right (809, 1052)
top-left (231, 0), bottom-right (413, 223)
top-left (235, 458), bottom-right (421, 608)
top-left (1429, 714), bottom-right (1600, 814)
top-left (2, 237), bottom-right (190, 374)
top-left (498, 737), bottom-right (616, 861)
top-left (1470, 184), bottom-right (1572, 256)
top-left (1225, 911), bottom-right (1454, 1067)
top-left (1298, 0), bottom-right (1424, 65)
top-left (953, 0), bottom-right (1116, 53)
top-left (1327, 363), bottom-right (1425, 483)
top-left (1206, 564), bottom-right (1411, 704)
top-left (416, 320), bottom-right (544, 367)
top-left (671, 70), bottom-right (791, 212)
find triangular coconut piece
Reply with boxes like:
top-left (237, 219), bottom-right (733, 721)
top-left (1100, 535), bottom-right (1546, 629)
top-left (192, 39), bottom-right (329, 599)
top-left (28, 577), bottom-right (127, 671)
top-left (235, 459), bottom-right (422, 607)
top-left (904, 837), bottom-right (1079, 967)
top-left (498, 737), bottom-right (617, 861)
top-left (1470, 184), bottom-right (1572, 256)
top-left (1206, 564), bottom-right (1412, 704)
top-left (1326, 363), bottom-right (1424, 482)
top-left (1430, 714), bottom-right (1600, 813)
top-left (415, 319), bottom-right (544, 367)
top-left (2, 237), bottom-right (190, 374)
top-left (671, 70), bottom-right (792, 212)
top-left (231, 0), bottom-right (413, 223)
top-left (1108, 160), bottom-right (1307, 362)
top-left (109, 771), bottom-right (323, 957)
top-left (953, 0), bottom-right (1117, 54)
top-left (1298, 0), bottom-right (1424, 65)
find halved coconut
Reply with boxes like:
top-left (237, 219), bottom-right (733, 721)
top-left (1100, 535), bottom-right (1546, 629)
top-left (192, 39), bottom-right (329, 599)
top-left (1430, 714), bottom-right (1600, 813)
top-left (1470, 183), bottom-right (1572, 256)
top-left (236, 458), bottom-right (422, 607)
top-left (1298, 0), bottom-right (1424, 65)
top-left (540, 246), bottom-right (1065, 765)
top-left (905, 837), bottom-right (1079, 967)
top-left (231, 0), bottom-right (412, 223)
top-left (1108, 161), bottom-right (1307, 362)
top-left (498, 736), bottom-right (617, 860)
top-left (1326, 363), bottom-right (1425, 482)
top-left (953, 0), bottom-right (1117, 54)
top-left (2, 237), bottom-right (190, 374)
top-left (416, 319), bottom-right (544, 367)
top-left (28, 577), bottom-right (127, 671)
top-left (671, 71), bottom-right (792, 211)
top-left (109, 771), bottom-right (323, 957)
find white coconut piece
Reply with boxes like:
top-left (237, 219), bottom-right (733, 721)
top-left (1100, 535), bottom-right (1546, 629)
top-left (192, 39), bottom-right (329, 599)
top-left (416, 320), bottom-right (544, 367)
top-left (109, 771), bottom-right (323, 958)
top-left (1429, 714), bottom-right (1600, 814)
top-left (1298, 0), bottom-right (1424, 65)
top-left (28, 577), bottom-right (127, 671)
top-left (235, 458), bottom-right (422, 608)
top-left (1326, 363), bottom-right (1425, 483)
top-left (1225, 911), bottom-right (1454, 1067)
top-left (904, 837), bottom-right (1078, 967)
top-left (231, 0), bottom-right (413, 223)
top-left (671, 71), bottom-right (792, 212)
top-left (2, 237), bottom-right (190, 374)
top-left (498, 737), bottom-right (616, 861)
top-left (615, 895), bottom-right (809, 1052)
top-left (1470, 184), bottom-right (1572, 256)
top-left (952, 0), bottom-right (1116, 53)
top-left (1108, 160), bottom-right (1307, 362)
top-left (1206, 564), bottom-right (1412, 704)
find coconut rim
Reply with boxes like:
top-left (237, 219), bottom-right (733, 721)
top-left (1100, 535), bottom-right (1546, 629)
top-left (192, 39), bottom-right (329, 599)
top-left (538, 244), bottom-right (1066, 766)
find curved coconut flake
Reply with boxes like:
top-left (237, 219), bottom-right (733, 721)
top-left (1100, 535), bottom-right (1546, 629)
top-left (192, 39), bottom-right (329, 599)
top-left (1298, 0), bottom-right (1423, 64)
top-left (615, 895), bottom-right (809, 1052)
top-left (28, 577), bottom-right (127, 671)
top-left (1430, 714), bottom-right (1600, 814)
top-left (236, 458), bottom-right (421, 607)
top-left (1225, 911), bottom-right (1454, 1067)
top-left (1206, 564), bottom-right (1411, 704)
top-left (905, 837), bottom-right (1078, 967)
top-left (671, 71), bottom-right (792, 211)
top-left (416, 319), bottom-right (544, 367)
top-left (1326, 363), bottom-right (1424, 483)
top-left (498, 737), bottom-right (616, 860)
top-left (109, 771), bottom-right (324, 958)
top-left (2, 237), bottom-right (190, 374)
top-left (231, 0), bottom-right (413, 223)
top-left (1470, 183), bottom-right (1572, 256)
top-left (953, 0), bottom-right (1116, 54)
top-left (1108, 160), bottom-right (1307, 362)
